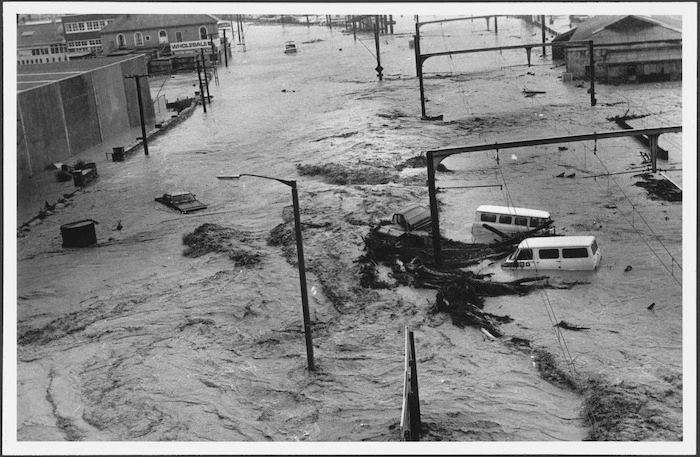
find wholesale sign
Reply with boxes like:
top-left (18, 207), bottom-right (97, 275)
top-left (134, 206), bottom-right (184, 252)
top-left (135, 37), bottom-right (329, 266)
top-left (170, 40), bottom-right (211, 52)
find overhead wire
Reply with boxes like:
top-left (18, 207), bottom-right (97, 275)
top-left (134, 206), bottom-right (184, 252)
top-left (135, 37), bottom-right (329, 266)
top-left (427, 17), bottom-right (580, 375)
top-left (480, 22), bottom-right (683, 285)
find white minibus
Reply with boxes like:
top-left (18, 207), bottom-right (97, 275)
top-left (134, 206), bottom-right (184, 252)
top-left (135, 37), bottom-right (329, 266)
top-left (471, 205), bottom-right (553, 241)
top-left (501, 236), bottom-right (601, 271)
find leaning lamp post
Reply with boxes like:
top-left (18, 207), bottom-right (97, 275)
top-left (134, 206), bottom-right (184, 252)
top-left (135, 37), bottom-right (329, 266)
top-left (217, 174), bottom-right (315, 371)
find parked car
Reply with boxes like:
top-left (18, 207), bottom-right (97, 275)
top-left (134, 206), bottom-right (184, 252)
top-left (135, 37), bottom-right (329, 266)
top-left (155, 191), bottom-right (207, 214)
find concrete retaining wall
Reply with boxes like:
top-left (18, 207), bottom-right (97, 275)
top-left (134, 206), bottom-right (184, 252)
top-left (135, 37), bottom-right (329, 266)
top-left (17, 84), bottom-right (71, 178)
top-left (17, 55), bottom-right (155, 180)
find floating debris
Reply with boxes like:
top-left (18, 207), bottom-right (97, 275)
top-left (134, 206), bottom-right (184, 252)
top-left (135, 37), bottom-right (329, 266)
top-left (182, 223), bottom-right (263, 266)
top-left (634, 173), bottom-right (682, 202)
top-left (297, 162), bottom-right (398, 185)
top-left (554, 320), bottom-right (590, 331)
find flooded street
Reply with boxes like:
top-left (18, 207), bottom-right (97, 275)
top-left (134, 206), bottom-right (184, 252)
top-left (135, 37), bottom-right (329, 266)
top-left (10, 13), bottom-right (690, 452)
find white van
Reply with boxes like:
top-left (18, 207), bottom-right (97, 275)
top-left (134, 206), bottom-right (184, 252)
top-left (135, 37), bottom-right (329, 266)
top-left (502, 236), bottom-right (601, 271)
top-left (471, 205), bottom-right (553, 241)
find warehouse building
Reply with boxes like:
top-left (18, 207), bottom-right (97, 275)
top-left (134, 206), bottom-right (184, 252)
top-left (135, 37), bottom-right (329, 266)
top-left (564, 15), bottom-right (682, 84)
top-left (16, 54), bottom-right (155, 180)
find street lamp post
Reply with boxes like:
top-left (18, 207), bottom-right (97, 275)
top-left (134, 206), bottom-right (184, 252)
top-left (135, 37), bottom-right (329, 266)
top-left (217, 174), bottom-right (316, 371)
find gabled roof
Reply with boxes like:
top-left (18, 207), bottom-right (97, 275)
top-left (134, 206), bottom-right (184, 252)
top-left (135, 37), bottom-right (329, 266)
top-left (17, 22), bottom-right (65, 47)
top-left (100, 14), bottom-right (219, 34)
top-left (570, 15), bottom-right (682, 41)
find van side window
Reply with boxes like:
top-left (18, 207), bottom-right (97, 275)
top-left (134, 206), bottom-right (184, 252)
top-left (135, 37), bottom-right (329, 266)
top-left (539, 248), bottom-right (559, 259)
top-left (515, 216), bottom-right (528, 226)
top-left (499, 215), bottom-right (512, 224)
top-left (529, 217), bottom-right (542, 227)
top-left (516, 248), bottom-right (533, 260)
top-left (480, 213), bottom-right (497, 223)
top-left (590, 240), bottom-right (598, 255)
top-left (563, 247), bottom-right (589, 258)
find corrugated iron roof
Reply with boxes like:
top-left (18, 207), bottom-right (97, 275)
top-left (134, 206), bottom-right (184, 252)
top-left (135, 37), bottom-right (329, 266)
top-left (17, 22), bottom-right (65, 47)
top-left (17, 55), bottom-right (145, 92)
top-left (570, 15), bottom-right (682, 41)
top-left (100, 14), bottom-right (219, 34)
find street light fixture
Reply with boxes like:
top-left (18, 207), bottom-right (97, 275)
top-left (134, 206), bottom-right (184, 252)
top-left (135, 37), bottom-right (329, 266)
top-left (217, 174), bottom-right (316, 371)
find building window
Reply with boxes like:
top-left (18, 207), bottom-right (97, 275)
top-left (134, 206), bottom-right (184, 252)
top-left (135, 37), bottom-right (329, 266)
top-left (199, 26), bottom-right (208, 39)
top-left (85, 20), bottom-right (101, 31)
top-left (134, 32), bottom-right (144, 46)
top-left (65, 22), bottom-right (86, 33)
top-left (159, 29), bottom-right (168, 44)
top-left (176, 31), bottom-right (183, 42)
top-left (117, 34), bottom-right (126, 48)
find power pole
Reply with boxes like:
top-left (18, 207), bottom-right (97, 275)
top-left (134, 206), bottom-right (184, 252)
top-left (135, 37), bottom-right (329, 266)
top-left (222, 28), bottom-right (228, 67)
top-left (237, 14), bottom-right (246, 51)
top-left (374, 15), bottom-right (383, 81)
top-left (541, 15), bottom-right (546, 56)
top-left (196, 60), bottom-right (207, 112)
top-left (124, 74), bottom-right (149, 155)
top-left (589, 40), bottom-right (596, 106)
top-left (200, 48), bottom-right (210, 100)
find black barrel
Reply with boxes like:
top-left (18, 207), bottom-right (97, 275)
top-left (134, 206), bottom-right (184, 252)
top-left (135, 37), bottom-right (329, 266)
top-left (112, 147), bottom-right (125, 162)
top-left (60, 220), bottom-right (97, 247)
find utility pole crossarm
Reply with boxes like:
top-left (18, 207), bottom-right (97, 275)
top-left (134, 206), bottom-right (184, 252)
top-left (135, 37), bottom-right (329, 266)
top-left (426, 125), bottom-right (682, 266)
top-left (419, 39), bottom-right (601, 63)
top-left (417, 15), bottom-right (501, 28)
top-left (428, 126), bottom-right (682, 163)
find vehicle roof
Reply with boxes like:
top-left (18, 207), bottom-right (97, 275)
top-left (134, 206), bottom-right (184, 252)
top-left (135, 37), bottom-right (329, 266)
top-left (166, 191), bottom-right (193, 196)
top-left (398, 205), bottom-right (430, 223)
top-left (476, 205), bottom-right (551, 218)
top-left (518, 236), bottom-right (597, 249)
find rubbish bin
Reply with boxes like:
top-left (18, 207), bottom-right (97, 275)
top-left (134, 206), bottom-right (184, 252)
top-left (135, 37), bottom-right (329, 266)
top-left (112, 147), bottom-right (125, 162)
top-left (60, 219), bottom-right (97, 247)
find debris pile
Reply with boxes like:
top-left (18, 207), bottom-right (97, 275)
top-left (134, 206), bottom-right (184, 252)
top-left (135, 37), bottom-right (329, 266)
top-left (429, 281), bottom-right (512, 337)
top-left (359, 228), bottom-right (557, 336)
top-left (297, 162), bottom-right (398, 185)
top-left (634, 172), bottom-right (682, 202)
top-left (182, 223), bottom-right (263, 266)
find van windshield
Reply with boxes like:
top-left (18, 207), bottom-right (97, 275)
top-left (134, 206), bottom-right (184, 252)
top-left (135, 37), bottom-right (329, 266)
top-left (516, 248), bottom-right (533, 260)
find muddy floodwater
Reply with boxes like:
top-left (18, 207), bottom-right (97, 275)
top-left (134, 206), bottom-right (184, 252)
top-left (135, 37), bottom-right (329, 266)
top-left (9, 13), bottom-right (692, 453)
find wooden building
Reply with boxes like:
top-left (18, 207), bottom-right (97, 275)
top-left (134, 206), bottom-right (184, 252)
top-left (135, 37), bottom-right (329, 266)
top-left (564, 15), bottom-right (682, 84)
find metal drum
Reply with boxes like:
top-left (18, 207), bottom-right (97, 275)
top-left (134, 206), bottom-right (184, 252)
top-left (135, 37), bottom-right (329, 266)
top-left (60, 219), bottom-right (97, 247)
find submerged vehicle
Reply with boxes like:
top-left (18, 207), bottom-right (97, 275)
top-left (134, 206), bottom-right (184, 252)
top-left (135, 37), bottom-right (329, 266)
top-left (471, 205), bottom-right (554, 242)
top-left (375, 205), bottom-right (431, 239)
top-left (502, 236), bottom-right (601, 271)
top-left (284, 41), bottom-right (297, 53)
top-left (155, 191), bottom-right (207, 214)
